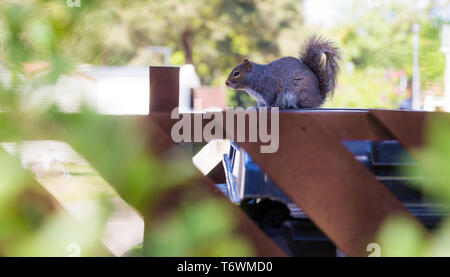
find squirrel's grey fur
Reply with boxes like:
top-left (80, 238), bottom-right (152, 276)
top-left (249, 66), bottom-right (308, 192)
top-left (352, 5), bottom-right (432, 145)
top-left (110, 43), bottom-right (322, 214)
top-left (226, 36), bottom-right (341, 108)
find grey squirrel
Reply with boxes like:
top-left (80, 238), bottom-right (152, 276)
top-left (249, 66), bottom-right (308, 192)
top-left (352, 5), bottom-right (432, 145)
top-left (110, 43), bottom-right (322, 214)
top-left (225, 36), bottom-right (341, 108)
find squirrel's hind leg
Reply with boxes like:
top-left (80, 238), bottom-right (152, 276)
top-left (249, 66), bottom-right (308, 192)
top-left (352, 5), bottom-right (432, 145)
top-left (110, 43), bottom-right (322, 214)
top-left (273, 91), bottom-right (299, 109)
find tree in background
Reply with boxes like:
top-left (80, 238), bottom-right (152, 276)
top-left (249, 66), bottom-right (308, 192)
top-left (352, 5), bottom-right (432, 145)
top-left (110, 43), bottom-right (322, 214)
top-left (2, 0), bottom-right (446, 109)
top-left (324, 0), bottom-right (447, 108)
top-left (102, 0), bottom-right (305, 107)
top-left (0, 0), bottom-right (306, 108)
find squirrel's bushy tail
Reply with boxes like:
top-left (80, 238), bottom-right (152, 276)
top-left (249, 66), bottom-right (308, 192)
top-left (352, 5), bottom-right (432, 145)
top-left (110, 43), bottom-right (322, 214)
top-left (299, 36), bottom-right (341, 99)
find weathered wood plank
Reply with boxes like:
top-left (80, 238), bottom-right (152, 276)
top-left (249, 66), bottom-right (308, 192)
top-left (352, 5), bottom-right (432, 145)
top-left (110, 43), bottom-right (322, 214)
top-left (232, 113), bottom-right (427, 256)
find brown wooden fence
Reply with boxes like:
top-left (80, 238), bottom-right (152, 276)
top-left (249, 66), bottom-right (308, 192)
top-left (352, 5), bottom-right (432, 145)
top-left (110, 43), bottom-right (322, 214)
top-left (146, 66), bottom-right (433, 257)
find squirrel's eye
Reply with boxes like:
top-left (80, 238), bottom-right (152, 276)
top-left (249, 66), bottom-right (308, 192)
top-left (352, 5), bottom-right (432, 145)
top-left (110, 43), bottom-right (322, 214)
top-left (233, 71), bottom-right (240, 77)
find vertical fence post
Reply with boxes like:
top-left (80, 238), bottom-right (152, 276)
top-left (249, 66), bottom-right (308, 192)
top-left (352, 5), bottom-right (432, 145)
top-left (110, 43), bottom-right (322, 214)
top-left (149, 66), bottom-right (180, 113)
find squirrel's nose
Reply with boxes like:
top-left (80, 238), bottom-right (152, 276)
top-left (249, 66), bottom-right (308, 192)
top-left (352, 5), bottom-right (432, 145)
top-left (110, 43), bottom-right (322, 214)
top-left (225, 81), bottom-right (230, 87)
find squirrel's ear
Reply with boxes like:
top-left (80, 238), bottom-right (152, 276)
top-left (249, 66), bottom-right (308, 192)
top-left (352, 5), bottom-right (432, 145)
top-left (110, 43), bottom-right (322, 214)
top-left (243, 58), bottom-right (252, 72)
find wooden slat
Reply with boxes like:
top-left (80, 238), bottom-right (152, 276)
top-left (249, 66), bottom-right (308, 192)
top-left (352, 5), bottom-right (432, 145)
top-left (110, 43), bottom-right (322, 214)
top-left (149, 66), bottom-right (180, 113)
top-left (370, 110), bottom-right (428, 149)
top-left (140, 117), bottom-right (285, 257)
top-left (232, 113), bottom-right (427, 256)
top-left (149, 109), bottom-right (428, 256)
top-left (307, 111), bottom-right (393, 141)
top-left (0, 111), bottom-right (394, 142)
top-left (0, 148), bottom-right (113, 256)
top-left (149, 110), bottom-right (394, 143)
top-left (144, 69), bottom-right (284, 256)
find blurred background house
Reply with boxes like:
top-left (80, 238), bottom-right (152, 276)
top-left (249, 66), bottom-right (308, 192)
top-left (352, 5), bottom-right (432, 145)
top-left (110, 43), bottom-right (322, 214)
top-left (1, 63), bottom-right (226, 115)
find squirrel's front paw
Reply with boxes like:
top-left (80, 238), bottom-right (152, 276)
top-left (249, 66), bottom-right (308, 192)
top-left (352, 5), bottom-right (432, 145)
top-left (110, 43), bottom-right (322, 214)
top-left (257, 103), bottom-right (271, 108)
top-left (255, 105), bottom-right (272, 112)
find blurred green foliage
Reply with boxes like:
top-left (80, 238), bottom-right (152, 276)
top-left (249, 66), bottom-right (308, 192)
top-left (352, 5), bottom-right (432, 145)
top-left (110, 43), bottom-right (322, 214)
top-left (0, 0), bottom-right (253, 257)
top-left (143, 197), bottom-right (254, 257)
top-left (325, 0), bottom-right (447, 108)
top-left (325, 68), bottom-right (406, 109)
top-left (377, 113), bottom-right (450, 257)
top-left (0, 145), bottom-right (111, 256)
